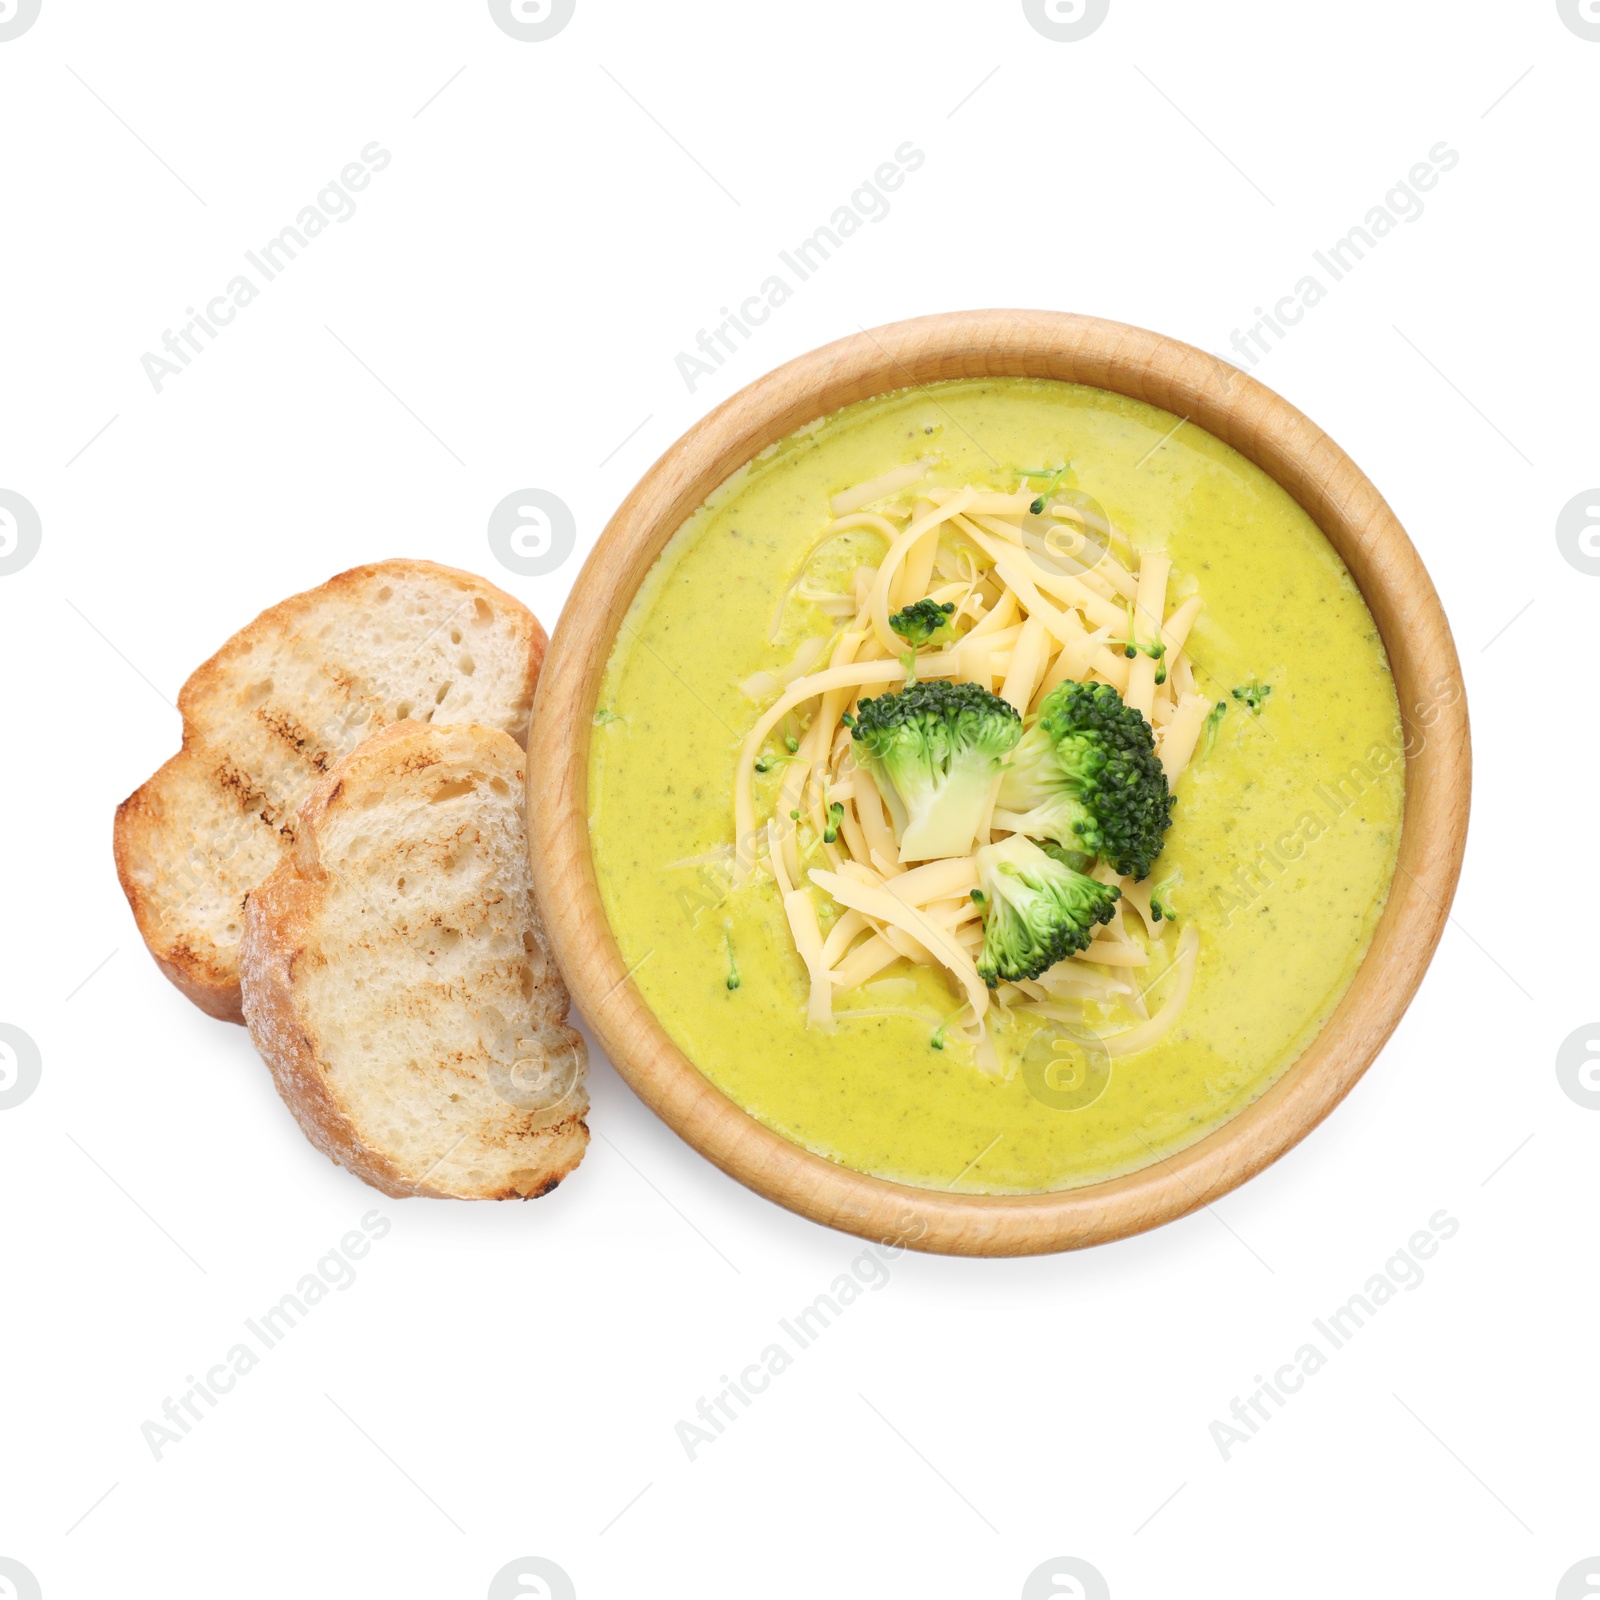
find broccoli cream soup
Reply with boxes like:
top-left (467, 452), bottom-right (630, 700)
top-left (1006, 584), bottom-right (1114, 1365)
top-left (590, 379), bottom-right (1402, 1193)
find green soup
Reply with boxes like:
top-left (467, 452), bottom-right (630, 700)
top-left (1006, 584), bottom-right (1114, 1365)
top-left (589, 379), bottom-right (1403, 1193)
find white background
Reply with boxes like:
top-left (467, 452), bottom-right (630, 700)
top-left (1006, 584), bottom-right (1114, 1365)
top-left (1, 2), bottom-right (1594, 1597)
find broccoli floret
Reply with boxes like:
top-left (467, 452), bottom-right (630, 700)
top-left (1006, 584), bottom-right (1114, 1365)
top-left (888, 598), bottom-right (957, 685)
top-left (1200, 699), bottom-right (1227, 758)
top-left (823, 801), bottom-right (843, 844)
top-left (1115, 600), bottom-right (1167, 663)
top-left (974, 833), bottom-right (1121, 987)
top-left (993, 678), bottom-right (1175, 880)
top-left (929, 1002), bottom-right (971, 1052)
top-left (889, 597), bottom-right (956, 648)
top-left (1149, 867), bottom-right (1182, 922)
top-left (851, 679), bottom-right (1022, 862)
top-left (1019, 464), bottom-right (1071, 506)
top-left (1232, 679), bottom-right (1272, 714)
top-left (1036, 836), bottom-right (1096, 874)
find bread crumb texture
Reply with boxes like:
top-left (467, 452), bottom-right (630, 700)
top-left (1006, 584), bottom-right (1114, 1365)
top-left (241, 721), bottom-right (588, 1200)
top-left (114, 561), bottom-right (542, 1020)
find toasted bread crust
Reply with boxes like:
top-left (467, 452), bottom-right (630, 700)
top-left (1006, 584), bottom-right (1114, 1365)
top-left (237, 859), bottom-right (395, 1180)
top-left (113, 749), bottom-right (257, 1022)
top-left (240, 722), bottom-right (588, 1200)
top-left (114, 561), bottom-right (544, 1023)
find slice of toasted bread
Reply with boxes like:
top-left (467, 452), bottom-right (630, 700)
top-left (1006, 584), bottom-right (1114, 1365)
top-left (114, 561), bottom-right (543, 1022)
top-left (240, 721), bottom-right (588, 1200)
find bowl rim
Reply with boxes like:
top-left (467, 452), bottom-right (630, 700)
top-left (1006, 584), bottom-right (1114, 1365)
top-left (527, 309), bottom-right (1471, 1258)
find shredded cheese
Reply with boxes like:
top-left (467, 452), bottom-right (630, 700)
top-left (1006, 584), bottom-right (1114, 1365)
top-left (723, 456), bottom-right (1230, 1070)
top-left (783, 889), bottom-right (836, 1030)
top-left (1087, 926), bottom-right (1200, 1056)
top-left (819, 907), bottom-right (867, 967)
top-left (1000, 615), bottom-right (1047, 713)
top-left (830, 457), bottom-right (936, 517)
top-left (886, 855), bottom-right (980, 906)
top-left (866, 488), bottom-right (975, 654)
top-left (810, 869), bottom-right (989, 1021)
top-left (1124, 551), bottom-right (1171, 720)
top-left (1159, 693), bottom-right (1211, 782)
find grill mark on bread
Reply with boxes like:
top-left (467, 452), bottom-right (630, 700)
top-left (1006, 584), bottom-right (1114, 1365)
top-left (211, 755), bottom-right (297, 839)
top-left (239, 721), bottom-right (587, 1199)
top-left (168, 939), bottom-right (230, 986)
top-left (256, 705), bottom-right (330, 772)
top-left (211, 756), bottom-right (265, 811)
top-left (112, 561), bottom-right (545, 1020)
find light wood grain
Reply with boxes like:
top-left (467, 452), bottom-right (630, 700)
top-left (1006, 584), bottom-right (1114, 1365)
top-left (526, 310), bottom-right (1471, 1257)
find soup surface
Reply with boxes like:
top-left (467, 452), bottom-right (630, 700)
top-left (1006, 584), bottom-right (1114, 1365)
top-left (590, 379), bottom-right (1403, 1193)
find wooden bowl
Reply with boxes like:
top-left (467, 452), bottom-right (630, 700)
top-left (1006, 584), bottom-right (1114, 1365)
top-left (528, 310), bottom-right (1470, 1257)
